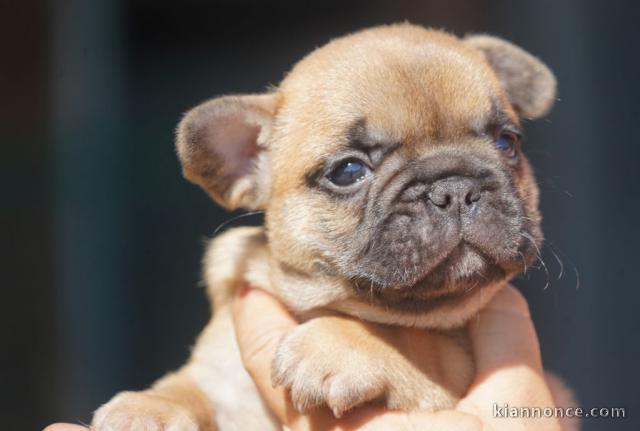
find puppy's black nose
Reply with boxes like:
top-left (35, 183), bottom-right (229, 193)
top-left (427, 177), bottom-right (481, 210)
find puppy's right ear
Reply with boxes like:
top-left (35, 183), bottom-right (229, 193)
top-left (176, 93), bottom-right (279, 210)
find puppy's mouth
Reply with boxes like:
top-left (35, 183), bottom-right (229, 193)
top-left (350, 241), bottom-right (513, 311)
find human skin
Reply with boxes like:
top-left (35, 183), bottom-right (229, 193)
top-left (44, 285), bottom-right (561, 431)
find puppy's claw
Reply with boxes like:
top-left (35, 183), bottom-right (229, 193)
top-left (331, 406), bottom-right (344, 419)
top-left (325, 374), bottom-right (384, 418)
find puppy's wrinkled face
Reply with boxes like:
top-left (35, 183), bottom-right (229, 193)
top-left (176, 25), bottom-right (555, 325)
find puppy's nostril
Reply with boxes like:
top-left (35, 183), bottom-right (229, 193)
top-left (465, 191), bottom-right (481, 206)
top-left (428, 192), bottom-right (452, 208)
top-left (427, 179), bottom-right (481, 210)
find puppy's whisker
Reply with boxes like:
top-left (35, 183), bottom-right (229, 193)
top-left (212, 210), bottom-right (265, 236)
top-left (537, 175), bottom-right (575, 198)
top-left (520, 232), bottom-right (550, 290)
top-left (464, 278), bottom-right (480, 293)
top-left (518, 251), bottom-right (528, 274)
top-left (545, 241), bottom-right (581, 290)
top-left (573, 265), bottom-right (581, 291)
top-left (545, 243), bottom-right (564, 281)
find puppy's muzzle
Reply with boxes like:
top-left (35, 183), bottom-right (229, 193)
top-left (347, 152), bottom-right (522, 294)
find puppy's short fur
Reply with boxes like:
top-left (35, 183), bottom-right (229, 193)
top-left (92, 24), bottom-right (570, 430)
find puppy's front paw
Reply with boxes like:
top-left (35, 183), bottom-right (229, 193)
top-left (272, 318), bottom-right (387, 417)
top-left (92, 391), bottom-right (199, 431)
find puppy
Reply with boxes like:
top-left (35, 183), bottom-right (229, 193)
top-left (92, 24), bottom-right (566, 430)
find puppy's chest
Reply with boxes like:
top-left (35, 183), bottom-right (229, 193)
top-left (301, 306), bottom-right (471, 350)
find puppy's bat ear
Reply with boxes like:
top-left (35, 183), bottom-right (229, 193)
top-left (176, 93), bottom-right (279, 210)
top-left (465, 35), bottom-right (556, 119)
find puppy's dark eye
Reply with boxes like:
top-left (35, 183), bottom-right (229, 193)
top-left (495, 131), bottom-right (520, 159)
top-left (328, 158), bottom-right (370, 186)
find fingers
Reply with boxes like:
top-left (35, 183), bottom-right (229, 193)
top-left (470, 285), bottom-right (543, 375)
top-left (42, 425), bottom-right (89, 431)
top-left (405, 410), bottom-right (484, 431)
top-left (233, 287), bottom-right (345, 430)
top-left (234, 284), bottom-right (557, 430)
top-left (460, 285), bottom-right (557, 429)
top-left (232, 286), bottom-right (298, 423)
top-left (338, 407), bottom-right (483, 431)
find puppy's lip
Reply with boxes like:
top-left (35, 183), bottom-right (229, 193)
top-left (349, 241), bottom-right (512, 310)
top-left (394, 241), bottom-right (493, 292)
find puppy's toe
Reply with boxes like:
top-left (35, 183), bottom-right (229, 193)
top-left (92, 391), bottom-right (199, 431)
top-left (288, 364), bottom-right (324, 412)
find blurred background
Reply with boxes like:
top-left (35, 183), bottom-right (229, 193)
top-left (2, 0), bottom-right (639, 429)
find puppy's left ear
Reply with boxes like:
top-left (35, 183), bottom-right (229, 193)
top-left (465, 35), bottom-right (557, 119)
top-left (176, 93), bottom-right (279, 210)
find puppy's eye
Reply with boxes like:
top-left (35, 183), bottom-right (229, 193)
top-left (495, 131), bottom-right (520, 159)
top-left (328, 158), bottom-right (370, 186)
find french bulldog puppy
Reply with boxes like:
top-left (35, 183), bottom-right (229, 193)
top-left (92, 24), bottom-right (566, 430)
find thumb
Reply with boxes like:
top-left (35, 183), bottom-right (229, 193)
top-left (459, 285), bottom-right (557, 429)
top-left (470, 285), bottom-right (544, 375)
top-left (232, 286), bottom-right (298, 423)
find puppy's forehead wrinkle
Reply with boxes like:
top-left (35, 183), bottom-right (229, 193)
top-left (346, 118), bottom-right (397, 149)
top-left (345, 118), bottom-right (401, 164)
top-left (277, 27), bottom-right (500, 149)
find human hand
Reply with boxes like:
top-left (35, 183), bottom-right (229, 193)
top-left (44, 285), bottom-right (564, 431)
top-left (233, 285), bottom-right (564, 431)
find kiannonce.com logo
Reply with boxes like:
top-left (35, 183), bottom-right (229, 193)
top-left (493, 403), bottom-right (627, 419)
